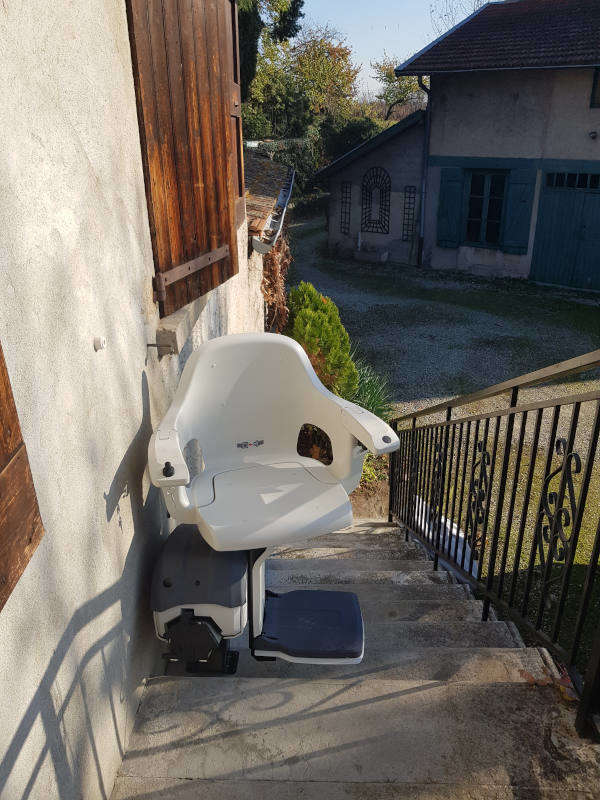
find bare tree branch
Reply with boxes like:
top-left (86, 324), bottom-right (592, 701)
top-left (429, 0), bottom-right (485, 36)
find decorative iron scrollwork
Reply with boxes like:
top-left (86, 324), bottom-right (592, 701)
top-left (429, 438), bottom-right (445, 536)
top-left (466, 439), bottom-right (491, 558)
top-left (536, 438), bottom-right (581, 604)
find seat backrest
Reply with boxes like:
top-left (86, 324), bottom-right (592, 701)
top-left (161, 333), bottom-right (329, 470)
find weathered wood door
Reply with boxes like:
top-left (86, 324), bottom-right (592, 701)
top-left (126, 0), bottom-right (245, 317)
top-left (0, 342), bottom-right (44, 612)
top-left (571, 193), bottom-right (600, 290)
top-left (531, 172), bottom-right (600, 290)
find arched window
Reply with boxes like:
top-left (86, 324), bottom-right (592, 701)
top-left (361, 167), bottom-right (391, 234)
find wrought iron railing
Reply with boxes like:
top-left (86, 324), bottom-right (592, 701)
top-left (388, 350), bottom-right (600, 735)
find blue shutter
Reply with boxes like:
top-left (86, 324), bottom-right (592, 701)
top-left (502, 169), bottom-right (537, 255)
top-left (436, 167), bottom-right (464, 248)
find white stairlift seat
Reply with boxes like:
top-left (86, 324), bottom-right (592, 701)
top-left (147, 333), bottom-right (400, 668)
top-left (148, 333), bottom-right (399, 551)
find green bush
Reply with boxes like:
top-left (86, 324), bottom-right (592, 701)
top-left (291, 192), bottom-right (329, 220)
top-left (360, 452), bottom-right (389, 487)
top-left (270, 128), bottom-right (323, 194)
top-left (242, 103), bottom-right (273, 140)
top-left (287, 282), bottom-right (358, 398)
top-left (318, 113), bottom-right (388, 163)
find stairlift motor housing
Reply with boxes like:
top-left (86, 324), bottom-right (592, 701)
top-left (148, 333), bottom-right (399, 667)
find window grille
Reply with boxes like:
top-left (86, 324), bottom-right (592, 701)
top-left (361, 167), bottom-right (391, 234)
top-left (546, 172), bottom-right (600, 190)
top-left (402, 185), bottom-right (417, 241)
top-left (340, 181), bottom-right (351, 235)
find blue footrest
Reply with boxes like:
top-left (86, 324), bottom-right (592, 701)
top-left (253, 589), bottom-right (364, 662)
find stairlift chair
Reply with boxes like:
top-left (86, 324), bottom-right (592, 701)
top-left (148, 333), bottom-right (399, 671)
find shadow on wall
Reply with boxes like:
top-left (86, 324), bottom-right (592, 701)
top-left (0, 371), bottom-right (166, 800)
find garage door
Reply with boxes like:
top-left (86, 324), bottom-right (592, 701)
top-left (531, 171), bottom-right (600, 291)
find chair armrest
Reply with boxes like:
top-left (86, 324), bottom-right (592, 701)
top-left (306, 388), bottom-right (398, 489)
top-left (148, 428), bottom-right (190, 487)
top-left (337, 399), bottom-right (399, 455)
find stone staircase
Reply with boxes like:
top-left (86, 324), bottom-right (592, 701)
top-left (112, 521), bottom-right (600, 799)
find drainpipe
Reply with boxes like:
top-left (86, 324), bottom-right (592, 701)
top-left (418, 76), bottom-right (431, 267)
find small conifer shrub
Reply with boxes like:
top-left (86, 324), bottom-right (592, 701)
top-left (287, 282), bottom-right (359, 398)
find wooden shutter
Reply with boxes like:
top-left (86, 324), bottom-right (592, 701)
top-left (436, 167), bottom-right (464, 249)
top-left (127, 0), bottom-right (245, 318)
top-left (0, 342), bottom-right (43, 612)
top-left (502, 169), bottom-right (537, 255)
top-left (227, 0), bottom-right (246, 227)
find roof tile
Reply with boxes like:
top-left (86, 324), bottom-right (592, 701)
top-left (397, 0), bottom-right (600, 74)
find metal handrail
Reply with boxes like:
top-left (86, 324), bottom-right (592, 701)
top-left (388, 349), bottom-right (600, 736)
top-left (392, 349), bottom-right (600, 424)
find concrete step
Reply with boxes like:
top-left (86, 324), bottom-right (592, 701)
top-left (305, 530), bottom-right (424, 551)
top-left (232, 644), bottom-right (553, 683)
top-left (310, 530), bottom-right (412, 545)
top-left (113, 776), bottom-right (599, 800)
top-left (364, 620), bottom-right (522, 649)
top-left (274, 544), bottom-right (427, 562)
top-left (266, 583), bottom-right (483, 623)
top-left (118, 676), bottom-right (600, 793)
top-left (346, 519), bottom-right (410, 534)
top-left (267, 558), bottom-right (448, 587)
top-left (340, 519), bottom-right (401, 533)
top-left (268, 556), bottom-right (431, 573)
top-left (311, 523), bottom-right (417, 544)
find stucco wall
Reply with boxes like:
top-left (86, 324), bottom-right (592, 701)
top-left (327, 122), bottom-right (424, 265)
top-left (0, 3), bottom-right (263, 799)
top-left (424, 68), bottom-right (600, 277)
top-left (429, 68), bottom-right (600, 161)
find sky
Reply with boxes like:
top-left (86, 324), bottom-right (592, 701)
top-left (300, 0), bottom-right (436, 94)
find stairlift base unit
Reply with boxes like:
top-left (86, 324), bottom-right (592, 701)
top-left (151, 526), bottom-right (247, 668)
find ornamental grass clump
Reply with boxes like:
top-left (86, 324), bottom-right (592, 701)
top-left (348, 354), bottom-right (394, 422)
top-left (287, 281), bottom-right (359, 398)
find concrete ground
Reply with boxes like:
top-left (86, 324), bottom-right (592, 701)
top-left (111, 522), bottom-right (600, 799)
top-left (288, 219), bottom-right (600, 417)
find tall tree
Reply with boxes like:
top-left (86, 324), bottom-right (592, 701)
top-left (430, 0), bottom-right (485, 36)
top-left (271, 0), bottom-right (304, 40)
top-left (238, 0), bottom-right (305, 99)
top-left (239, 0), bottom-right (264, 101)
top-left (292, 25), bottom-right (360, 116)
top-left (371, 54), bottom-right (426, 120)
top-left (247, 31), bottom-right (311, 137)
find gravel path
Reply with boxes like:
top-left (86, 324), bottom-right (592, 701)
top-left (288, 219), bottom-right (600, 422)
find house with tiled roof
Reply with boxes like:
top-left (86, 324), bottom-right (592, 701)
top-left (321, 0), bottom-right (600, 289)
